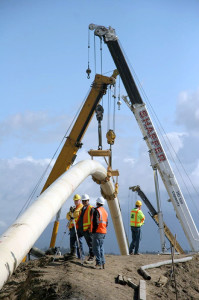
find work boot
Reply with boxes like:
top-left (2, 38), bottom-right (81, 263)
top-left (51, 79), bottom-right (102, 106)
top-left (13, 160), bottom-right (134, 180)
top-left (63, 250), bottom-right (76, 260)
top-left (93, 264), bottom-right (102, 269)
top-left (84, 256), bottom-right (95, 264)
top-left (102, 264), bottom-right (105, 269)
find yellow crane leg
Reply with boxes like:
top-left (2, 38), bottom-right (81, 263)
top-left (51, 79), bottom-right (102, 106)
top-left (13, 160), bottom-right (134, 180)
top-left (50, 220), bottom-right (60, 248)
top-left (153, 215), bottom-right (184, 254)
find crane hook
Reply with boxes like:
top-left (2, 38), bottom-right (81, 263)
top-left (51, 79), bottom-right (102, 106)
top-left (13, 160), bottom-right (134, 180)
top-left (86, 65), bottom-right (91, 79)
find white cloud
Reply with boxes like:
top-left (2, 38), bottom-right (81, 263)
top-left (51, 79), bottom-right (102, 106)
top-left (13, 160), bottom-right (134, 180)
top-left (162, 131), bottom-right (188, 161)
top-left (0, 111), bottom-right (72, 144)
top-left (7, 156), bottom-right (54, 168)
top-left (0, 156), bottom-right (53, 235)
top-left (123, 157), bottom-right (136, 166)
top-left (176, 88), bottom-right (199, 133)
top-left (0, 111), bottom-right (47, 135)
top-left (190, 160), bottom-right (199, 187)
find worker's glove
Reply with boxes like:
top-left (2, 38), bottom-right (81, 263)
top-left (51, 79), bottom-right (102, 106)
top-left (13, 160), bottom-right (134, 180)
top-left (70, 206), bottom-right (76, 213)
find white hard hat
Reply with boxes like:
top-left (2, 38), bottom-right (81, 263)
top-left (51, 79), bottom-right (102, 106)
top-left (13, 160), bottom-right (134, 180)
top-left (81, 194), bottom-right (90, 201)
top-left (96, 196), bottom-right (105, 205)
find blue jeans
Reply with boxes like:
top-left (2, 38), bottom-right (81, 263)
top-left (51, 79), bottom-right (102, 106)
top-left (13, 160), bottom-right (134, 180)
top-left (78, 230), bottom-right (94, 257)
top-left (129, 226), bottom-right (141, 254)
top-left (70, 227), bottom-right (83, 258)
top-left (92, 233), bottom-right (106, 265)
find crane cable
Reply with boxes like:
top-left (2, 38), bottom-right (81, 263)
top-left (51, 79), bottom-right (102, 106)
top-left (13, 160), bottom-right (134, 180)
top-left (86, 28), bottom-right (91, 79)
top-left (100, 38), bottom-right (103, 76)
top-left (16, 91), bottom-right (91, 219)
top-left (94, 35), bottom-right (96, 77)
top-left (107, 87), bottom-right (111, 131)
top-left (107, 83), bottom-right (117, 132)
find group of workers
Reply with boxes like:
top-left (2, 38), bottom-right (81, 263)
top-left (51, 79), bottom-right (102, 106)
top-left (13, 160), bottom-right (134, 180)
top-left (66, 194), bottom-right (108, 269)
top-left (65, 194), bottom-right (145, 269)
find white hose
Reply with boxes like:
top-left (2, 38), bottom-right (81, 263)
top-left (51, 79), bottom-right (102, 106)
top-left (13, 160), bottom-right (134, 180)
top-left (139, 256), bottom-right (193, 280)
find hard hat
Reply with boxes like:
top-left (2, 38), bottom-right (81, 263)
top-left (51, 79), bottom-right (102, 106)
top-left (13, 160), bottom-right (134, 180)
top-left (81, 194), bottom-right (90, 201)
top-left (73, 194), bottom-right (81, 201)
top-left (96, 196), bottom-right (105, 205)
top-left (136, 200), bottom-right (142, 206)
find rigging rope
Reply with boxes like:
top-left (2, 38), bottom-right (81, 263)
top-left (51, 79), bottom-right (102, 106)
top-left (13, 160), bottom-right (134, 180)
top-left (94, 35), bottom-right (96, 75)
top-left (113, 85), bottom-right (116, 132)
top-left (100, 38), bottom-right (103, 75)
top-left (87, 28), bottom-right (90, 65)
top-left (107, 87), bottom-right (111, 131)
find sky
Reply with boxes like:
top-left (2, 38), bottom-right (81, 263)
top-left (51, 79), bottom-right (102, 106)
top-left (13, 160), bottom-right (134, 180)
top-left (0, 0), bottom-right (199, 252)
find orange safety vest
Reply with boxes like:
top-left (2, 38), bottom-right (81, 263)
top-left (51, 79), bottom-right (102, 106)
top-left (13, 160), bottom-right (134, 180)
top-left (96, 207), bottom-right (108, 234)
top-left (130, 208), bottom-right (145, 227)
top-left (82, 205), bottom-right (93, 231)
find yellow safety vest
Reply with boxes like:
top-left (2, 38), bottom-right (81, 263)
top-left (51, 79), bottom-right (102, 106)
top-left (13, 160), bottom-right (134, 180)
top-left (130, 208), bottom-right (145, 227)
top-left (66, 203), bottom-right (83, 229)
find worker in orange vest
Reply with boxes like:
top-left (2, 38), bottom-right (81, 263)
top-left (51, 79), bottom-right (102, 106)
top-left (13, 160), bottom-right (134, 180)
top-left (66, 194), bottom-right (83, 258)
top-left (76, 194), bottom-right (95, 263)
top-left (91, 196), bottom-right (108, 269)
top-left (129, 200), bottom-right (145, 255)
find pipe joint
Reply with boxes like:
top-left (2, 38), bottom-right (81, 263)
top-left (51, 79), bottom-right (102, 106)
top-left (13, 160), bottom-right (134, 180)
top-left (92, 175), bottom-right (110, 185)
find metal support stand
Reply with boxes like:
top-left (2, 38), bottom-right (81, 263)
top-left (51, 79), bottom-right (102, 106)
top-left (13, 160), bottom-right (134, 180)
top-left (153, 168), bottom-right (166, 253)
top-left (71, 212), bottom-right (84, 265)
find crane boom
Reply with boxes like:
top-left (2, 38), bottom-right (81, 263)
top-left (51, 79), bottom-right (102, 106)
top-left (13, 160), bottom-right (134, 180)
top-left (89, 24), bottom-right (199, 251)
top-left (41, 74), bottom-right (115, 193)
top-left (41, 74), bottom-right (115, 247)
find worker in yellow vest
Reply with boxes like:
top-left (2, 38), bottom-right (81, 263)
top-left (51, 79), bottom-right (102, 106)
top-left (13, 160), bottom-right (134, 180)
top-left (66, 194), bottom-right (83, 258)
top-left (76, 194), bottom-right (95, 262)
top-left (129, 200), bottom-right (145, 255)
top-left (91, 196), bottom-right (108, 269)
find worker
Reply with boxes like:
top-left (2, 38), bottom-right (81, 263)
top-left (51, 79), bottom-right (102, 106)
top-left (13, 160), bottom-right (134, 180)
top-left (129, 200), bottom-right (145, 255)
top-left (66, 194), bottom-right (83, 258)
top-left (76, 194), bottom-right (95, 263)
top-left (91, 196), bottom-right (108, 269)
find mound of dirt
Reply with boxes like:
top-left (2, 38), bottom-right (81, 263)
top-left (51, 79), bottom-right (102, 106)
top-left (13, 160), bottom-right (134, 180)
top-left (0, 253), bottom-right (199, 300)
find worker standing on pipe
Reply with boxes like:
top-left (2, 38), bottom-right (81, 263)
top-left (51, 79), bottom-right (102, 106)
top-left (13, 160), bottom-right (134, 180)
top-left (129, 200), bottom-right (145, 255)
top-left (91, 196), bottom-right (108, 269)
top-left (76, 194), bottom-right (95, 263)
top-left (66, 194), bottom-right (83, 258)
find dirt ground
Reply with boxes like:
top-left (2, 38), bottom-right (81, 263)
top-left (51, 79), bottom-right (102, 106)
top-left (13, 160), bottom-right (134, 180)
top-left (0, 253), bottom-right (199, 300)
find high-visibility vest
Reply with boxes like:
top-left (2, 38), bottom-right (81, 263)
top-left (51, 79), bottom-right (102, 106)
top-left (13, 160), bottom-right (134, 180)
top-left (66, 203), bottom-right (83, 229)
top-left (82, 205), bottom-right (93, 231)
top-left (96, 207), bottom-right (108, 234)
top-left (130, 208), bottom-right (145, 227)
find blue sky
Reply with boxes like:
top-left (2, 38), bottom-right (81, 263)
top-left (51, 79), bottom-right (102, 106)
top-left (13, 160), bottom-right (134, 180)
top-left (0, 0), bottom-right (199, 252)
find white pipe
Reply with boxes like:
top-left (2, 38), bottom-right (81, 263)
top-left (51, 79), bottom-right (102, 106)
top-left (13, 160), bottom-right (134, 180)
top-left (0, 159), bottom-right (128, 290)
top-left (99, 179), bottom-right (128, 254)
top-left (139, 256), bottom-right (193, 280)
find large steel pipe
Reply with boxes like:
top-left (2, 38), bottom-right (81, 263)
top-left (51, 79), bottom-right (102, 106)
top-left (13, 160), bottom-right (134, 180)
top-left (99, 183), bottom-right (129, 255)
top-left (0, 159), bottom-right (128, 289)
